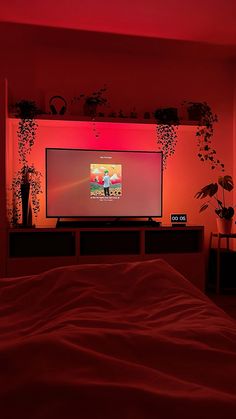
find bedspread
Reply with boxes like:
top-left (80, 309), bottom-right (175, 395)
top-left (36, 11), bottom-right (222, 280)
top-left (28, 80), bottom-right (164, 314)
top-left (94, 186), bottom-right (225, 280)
top-left (0, 259), bottom-right (236, 419)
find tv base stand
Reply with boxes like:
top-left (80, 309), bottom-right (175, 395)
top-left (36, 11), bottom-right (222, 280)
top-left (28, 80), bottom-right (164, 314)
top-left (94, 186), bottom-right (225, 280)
top-left (56, 218), bottom-right (162, 228)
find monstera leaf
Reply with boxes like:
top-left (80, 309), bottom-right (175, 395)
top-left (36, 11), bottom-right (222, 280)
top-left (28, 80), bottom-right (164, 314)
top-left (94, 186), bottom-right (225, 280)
top-left (218, 175), bottom-right (234, 191)
top-left (194, 183), bottom-right (218, 199)
top-left (195, 175), bottom-right (234, 220)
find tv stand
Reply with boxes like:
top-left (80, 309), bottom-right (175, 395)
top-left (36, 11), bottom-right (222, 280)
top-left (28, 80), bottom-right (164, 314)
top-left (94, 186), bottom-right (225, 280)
top-left (56, 217), bottom-right (162, 228)
top-left (7, 225), bottom-right (205, 290)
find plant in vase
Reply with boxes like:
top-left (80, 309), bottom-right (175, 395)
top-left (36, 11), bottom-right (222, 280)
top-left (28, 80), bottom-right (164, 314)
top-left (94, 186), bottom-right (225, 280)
top-left (195, 175), bottom-right (234, 234)
top-left (9, 100), bottom-right (42, 227)
top-left (154, 107), bottom-right (179, 169)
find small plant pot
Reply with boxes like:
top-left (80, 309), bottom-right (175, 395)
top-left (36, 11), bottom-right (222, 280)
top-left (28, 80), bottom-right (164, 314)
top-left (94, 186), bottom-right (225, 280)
top-left (187, 107), bottom-right (202, 122)
top-left (83, 101), bottom-right (98, 116)
top-left (154, 107), bottom-right (179, 124)
top-left (216, 218), bottom-right (233, 234)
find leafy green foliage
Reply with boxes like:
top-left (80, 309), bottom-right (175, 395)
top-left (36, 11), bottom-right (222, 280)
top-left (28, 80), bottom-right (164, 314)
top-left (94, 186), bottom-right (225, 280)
top-left (17, 119), bottom-right (38, 166)
top-left (72, 86), bottom-right (109, 117)
top-left (218, 175), bottom-right (233, 191)
top-left (194, 183), bottom-right (218, 199)
top-left (187, 101), bottom-right (224, 170)
top-left (154, 108), bottom-right (179, 169)
top-left (10, 165), bottom-right (42, 225)
top-left (155, 124), bottom-right (179, 169)
top-left (9, 100), bottom-right (42, 225)
top-left (195, 175), bottom-right (234, 220)
top-left (14, 100), bottom-right (42, 119)
top-left (85, 86), bottom-right (108, 106)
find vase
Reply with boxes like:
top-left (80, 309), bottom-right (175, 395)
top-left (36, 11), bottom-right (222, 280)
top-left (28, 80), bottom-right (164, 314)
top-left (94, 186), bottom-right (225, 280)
top-left (216, 218), bottom-right (233, 234)
top-left (21, 182), bottom-right (32, 227)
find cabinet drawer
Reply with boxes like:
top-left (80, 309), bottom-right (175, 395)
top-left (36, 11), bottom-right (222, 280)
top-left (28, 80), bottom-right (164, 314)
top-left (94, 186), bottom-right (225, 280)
top-left (80, 230), bottom-right (140, 255)
top-left (9, 231), bottom-right (76, 257)
top-left (145, 229), bottom-right (202, 253)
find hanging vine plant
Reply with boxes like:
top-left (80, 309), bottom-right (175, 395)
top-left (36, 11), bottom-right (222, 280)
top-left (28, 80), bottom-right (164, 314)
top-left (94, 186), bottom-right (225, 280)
top-left (9, 100), bottom-right (43, 226)
top-left (154, 108), bottom-right (180, 168)
top-left (10, 164), bottom-right (43, 225)
top-left (186, 101), bottom-right (224, 171)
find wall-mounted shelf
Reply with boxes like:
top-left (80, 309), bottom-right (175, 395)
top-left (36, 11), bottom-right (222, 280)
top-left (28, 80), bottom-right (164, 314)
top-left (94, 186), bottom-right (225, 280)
top-left (8, 114), bottom-right (199, 126)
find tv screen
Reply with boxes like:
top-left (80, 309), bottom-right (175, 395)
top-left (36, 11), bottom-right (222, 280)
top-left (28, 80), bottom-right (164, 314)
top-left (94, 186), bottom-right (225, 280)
top-left (46, 148), bottom-right (163, 218)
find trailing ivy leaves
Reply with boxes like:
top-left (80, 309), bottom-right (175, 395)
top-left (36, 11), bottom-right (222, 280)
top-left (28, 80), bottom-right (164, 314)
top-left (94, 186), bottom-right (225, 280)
top-left (9, 100), bottom-right (43, 226)
top-left (17, 118), bottom-right (38, 165)
top-left (154, 108), bottom-right (179, 169)
top-left (156, 124), bottom-right (178, 169)
top-left (10, 165), bottom-right (42, 225)
top-left (186, 101), bottom-right (224, 171)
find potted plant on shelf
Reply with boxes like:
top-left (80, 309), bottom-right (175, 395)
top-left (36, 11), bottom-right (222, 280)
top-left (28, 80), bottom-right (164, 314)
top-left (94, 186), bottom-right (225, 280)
top-left (154, 107), bottom-right (179, 169)
top-left (185, 101), bottom-right (224, 171)
top-left (9, 100), bottom-right (42, 227)
top-left (83, 86), bottom-right (109, 116)
top-left (195, 175), bottom-right (234, 234)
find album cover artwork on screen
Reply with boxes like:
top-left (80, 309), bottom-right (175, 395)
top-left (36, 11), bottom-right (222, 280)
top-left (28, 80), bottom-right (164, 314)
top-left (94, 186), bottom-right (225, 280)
top-left (90, 163), bottom-right (122, 200)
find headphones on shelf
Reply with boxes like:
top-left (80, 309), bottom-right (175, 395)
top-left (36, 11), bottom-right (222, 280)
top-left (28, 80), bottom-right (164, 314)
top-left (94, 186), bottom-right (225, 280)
top-left (49, 95), bottom-right (67, 115)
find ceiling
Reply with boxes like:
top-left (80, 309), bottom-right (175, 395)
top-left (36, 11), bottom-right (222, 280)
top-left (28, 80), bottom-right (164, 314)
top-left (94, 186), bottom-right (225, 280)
top-left (0, 0), bottom-right (236, 47)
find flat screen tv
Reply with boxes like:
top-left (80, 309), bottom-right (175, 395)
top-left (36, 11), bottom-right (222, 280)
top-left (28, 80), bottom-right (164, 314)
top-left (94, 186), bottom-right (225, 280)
top-left (46, 148), bottom-right (163, 220)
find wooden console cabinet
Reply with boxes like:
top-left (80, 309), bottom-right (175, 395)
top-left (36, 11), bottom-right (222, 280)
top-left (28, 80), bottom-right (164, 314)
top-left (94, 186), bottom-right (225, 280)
top-left (7, 225), bottom-right (205, 290)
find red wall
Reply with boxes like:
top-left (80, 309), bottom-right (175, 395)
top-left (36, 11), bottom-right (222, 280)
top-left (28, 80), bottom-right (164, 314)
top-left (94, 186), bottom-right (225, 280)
top-left (1, 22), bottom-right (235, 249)
top-left (0, 79), bottom-right (7, 277)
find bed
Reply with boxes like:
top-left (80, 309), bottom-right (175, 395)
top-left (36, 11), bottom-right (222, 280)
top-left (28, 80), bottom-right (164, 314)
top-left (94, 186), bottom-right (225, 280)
top-left (1, 258), bottom-right (236, 419)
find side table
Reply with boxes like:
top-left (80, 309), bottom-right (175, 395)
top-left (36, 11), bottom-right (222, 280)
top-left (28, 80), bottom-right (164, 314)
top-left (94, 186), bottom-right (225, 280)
top-left (209, 232), bottom-right (236, 294)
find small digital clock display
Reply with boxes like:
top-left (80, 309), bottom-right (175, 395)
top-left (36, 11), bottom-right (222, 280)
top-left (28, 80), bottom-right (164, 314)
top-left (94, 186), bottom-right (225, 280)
top-left (171, 214), bottom-right (187, 223)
